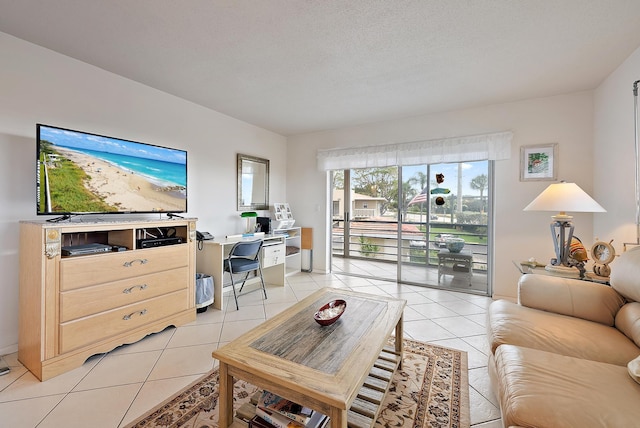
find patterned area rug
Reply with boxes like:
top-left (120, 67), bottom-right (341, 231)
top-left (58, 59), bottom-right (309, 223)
top-left (126, 338), bottom-right (469, 428)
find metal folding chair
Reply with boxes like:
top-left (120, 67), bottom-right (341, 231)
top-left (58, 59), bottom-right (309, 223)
top-left (223, 239), bottom-right (266, 310)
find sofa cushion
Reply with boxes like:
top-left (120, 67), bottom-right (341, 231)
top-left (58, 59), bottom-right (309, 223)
top-left (492, 344), bottom-right (640, 427)
top-left (518, 274), bottom-right (624, 326)
top-left (610, 246), bottom-right (640, 302)
top-left (488, 300), bottom-right (640, 365)
top-left (616, 301), bottom-right (640, 347)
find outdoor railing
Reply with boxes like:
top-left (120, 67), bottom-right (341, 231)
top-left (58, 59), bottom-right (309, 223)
top-left (332, 218), bottom-right (487, 271)
top-left (352, 208), bottom-right (376, 218)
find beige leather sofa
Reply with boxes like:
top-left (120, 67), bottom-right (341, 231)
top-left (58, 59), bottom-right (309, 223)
top-left (487, 247), bottom-right (640, 427)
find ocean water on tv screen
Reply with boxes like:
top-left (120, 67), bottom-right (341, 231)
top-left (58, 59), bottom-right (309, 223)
top-left (69, 147), bottom-right (186, 188)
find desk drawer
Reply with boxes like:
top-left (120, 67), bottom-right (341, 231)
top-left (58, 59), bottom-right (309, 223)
top-left (59, 289), bottom-right (190, 354)
top-left (60, 267), bottom-right (188, 322)
top-left (60, 245), bottom-right (188, 290)
top-left (262, 244), bottom-right (285, 268)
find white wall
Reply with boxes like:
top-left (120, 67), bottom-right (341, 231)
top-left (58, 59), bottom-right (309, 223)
top-left (594, 46), bottom-right (640, 248)
top-left (287, 92), bottom-right (596, 300)
top-left (0, 33), bottom-right (287, 354)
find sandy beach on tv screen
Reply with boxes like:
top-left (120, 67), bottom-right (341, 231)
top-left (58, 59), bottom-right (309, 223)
top-left (56, 147), bottom-right (186, 212)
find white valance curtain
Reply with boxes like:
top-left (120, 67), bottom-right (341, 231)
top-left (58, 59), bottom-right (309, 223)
top-left (317, 131), bottom-right (513, 171)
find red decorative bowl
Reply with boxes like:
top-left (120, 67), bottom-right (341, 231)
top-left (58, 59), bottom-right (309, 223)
top-left (314, 299), bottom-right (347, 326)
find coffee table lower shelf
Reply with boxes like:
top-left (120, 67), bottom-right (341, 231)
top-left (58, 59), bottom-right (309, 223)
top-left (235, 344), bottom-right (401, 428)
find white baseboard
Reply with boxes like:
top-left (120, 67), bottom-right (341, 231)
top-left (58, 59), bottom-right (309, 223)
top-left (490, 293), bottom-right (517, 303)
top-left (0, 343), bottom-right (18, 356)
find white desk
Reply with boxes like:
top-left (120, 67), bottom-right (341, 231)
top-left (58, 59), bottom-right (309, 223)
top-left (195, 234), bottom-right (287, 310)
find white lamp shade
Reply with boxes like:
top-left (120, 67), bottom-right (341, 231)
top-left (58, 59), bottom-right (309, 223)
top-left (523, 182), bottom-right (606, 214)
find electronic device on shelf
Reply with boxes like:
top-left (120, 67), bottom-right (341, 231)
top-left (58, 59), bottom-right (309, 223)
top-left (256, 217), bottom-right (271, 234)
top-left (137, 226), bottom-right (184, 248)
top-left (61, 243), bottom-right (113, 256)
top-left (36, 123), bottom-right (188, 219)
top-left (137, 236), bottom-right (183, 248)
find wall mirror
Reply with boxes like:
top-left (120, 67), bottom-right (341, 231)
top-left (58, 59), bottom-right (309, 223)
top-left (237, 154), bottom-right (269, 210)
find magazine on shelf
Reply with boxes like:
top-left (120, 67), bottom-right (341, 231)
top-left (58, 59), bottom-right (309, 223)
top-left (255, 407), bottom-right (328, 428)
top-left (258, 391), bottom-right (313, 425)
top-left (250, 414), bottom-right (329, 428)
top-left (254, 407), bottom-right (303, 428)
top-left (249, 415), bottom-right (277, 428)
top-left (302, 412), bottom-right (328, 428)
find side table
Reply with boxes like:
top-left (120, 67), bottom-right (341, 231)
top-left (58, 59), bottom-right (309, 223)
top-left (513, 260), bottom-right (610, 285)
top-left (438, 249), bottom-right (473, 286)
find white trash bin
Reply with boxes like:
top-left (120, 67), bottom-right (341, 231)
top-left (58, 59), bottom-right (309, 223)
top-left (195, 273), bottom-right (214, 313)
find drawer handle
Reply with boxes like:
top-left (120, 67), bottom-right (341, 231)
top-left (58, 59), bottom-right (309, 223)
top-left (123, 309), bottom-right (147, 320)
top-left (123, 284), bottom-right (148, 294)
top-left (123, 258), bottom-right (148, 267)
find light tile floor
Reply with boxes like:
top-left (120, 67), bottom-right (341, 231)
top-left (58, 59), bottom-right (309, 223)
top-left (0, 272), bottom-right (502, 428)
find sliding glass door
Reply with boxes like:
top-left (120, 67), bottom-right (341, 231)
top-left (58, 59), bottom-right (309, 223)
top-left (331, 168), bottom-right (398, 281)
top-left (331, 161), bottom-right (492, 295)
top-left (398, 162), bottom-right (490, 293)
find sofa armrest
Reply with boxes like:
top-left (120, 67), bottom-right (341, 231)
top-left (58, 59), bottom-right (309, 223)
top-left (518, 274), bottom-right (625, 326)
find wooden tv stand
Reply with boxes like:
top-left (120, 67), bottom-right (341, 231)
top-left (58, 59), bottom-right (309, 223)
top-left (19, 217), bottom-right (198, 381)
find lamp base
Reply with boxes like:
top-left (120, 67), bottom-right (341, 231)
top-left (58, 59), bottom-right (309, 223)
top-left (544, 264), bottom-right (580, 278)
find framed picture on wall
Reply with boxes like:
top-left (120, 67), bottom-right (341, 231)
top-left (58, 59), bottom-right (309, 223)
top-left (520, 143), bottom-right (558, 181)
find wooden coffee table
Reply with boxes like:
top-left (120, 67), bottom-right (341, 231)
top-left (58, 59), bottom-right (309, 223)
top-left (213, 288), bottom-right (406, 428)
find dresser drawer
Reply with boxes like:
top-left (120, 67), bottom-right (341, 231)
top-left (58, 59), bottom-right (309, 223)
top-left (60, 267), bottom-right (188, 323)
top-left (262, 243), bottom-right (285, 268)
top-left (59, 289), bottom-right (190, 354)
top-left (60, 245), bottom-right (188, 290)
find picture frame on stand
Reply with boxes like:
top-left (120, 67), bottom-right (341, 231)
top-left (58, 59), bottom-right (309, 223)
top-left (272, 203), bottom-right (295, 229)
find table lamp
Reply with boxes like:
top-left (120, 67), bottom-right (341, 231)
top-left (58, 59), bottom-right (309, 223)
top-left (240, 211), bottom-right (258, 233)
top-left (523, 181), bottom-right (606, 275)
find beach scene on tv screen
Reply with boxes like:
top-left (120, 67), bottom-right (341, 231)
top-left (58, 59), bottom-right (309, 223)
top-left (38, 126), bottom-right (187, 214)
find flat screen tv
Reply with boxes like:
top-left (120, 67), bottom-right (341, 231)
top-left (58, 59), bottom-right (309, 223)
top-left (37, 124), bottom-right (187, 217)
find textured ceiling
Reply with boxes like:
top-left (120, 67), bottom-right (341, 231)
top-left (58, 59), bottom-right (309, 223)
top-left (1, 1), bottom-right (640, 136)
